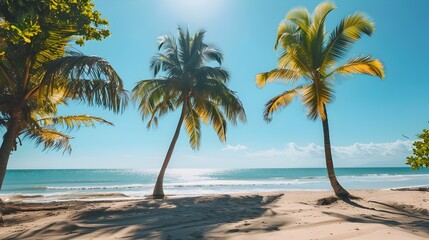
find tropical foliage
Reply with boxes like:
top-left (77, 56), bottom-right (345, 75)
top-left (1, 0), bottom-right (110, 46)
top-left (407, 128), bottom-right (429, 169)
top-left (0, 0), bottom-right (128, 189)
top-left (256, 1), bottom-right (384, 198)
top-left (132, 28), bottom-right (246, 198)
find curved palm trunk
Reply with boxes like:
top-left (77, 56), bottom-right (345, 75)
top-left (322, 105), bottom-right (350, 198)
top-left (152, 101), bottom-right (187, 199)
top-left (0, 117), bottom-right (21, 190)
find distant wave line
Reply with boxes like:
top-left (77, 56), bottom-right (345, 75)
top-left (20, 180), bottom-right (318, 191)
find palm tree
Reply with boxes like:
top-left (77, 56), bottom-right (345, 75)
top-left (0, 26), bottom-right (128, 190)
top-left (256, 2), bottom-right (384, 198)
top-left (132, 28), bottom-right (246, 199)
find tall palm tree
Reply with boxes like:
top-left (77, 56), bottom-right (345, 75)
top-left (132, 28), bottom-right (246, 199)
top-left (256, 2), bottom-right (384, 198)
top-left (0, 26), bottom-right (128, 189)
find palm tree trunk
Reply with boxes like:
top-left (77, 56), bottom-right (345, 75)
top-left (152, 101), bottom-right (187, 199)
top-left (322, 104), bottom-right (350, 198)
top-left (0, 117), bottom-right (21, 190)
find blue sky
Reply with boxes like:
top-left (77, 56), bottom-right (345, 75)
top-left (8, 0), bottom-right (429, 169)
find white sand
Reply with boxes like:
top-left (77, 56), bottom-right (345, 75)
top-left (0, 190), bottom-right (428, 239)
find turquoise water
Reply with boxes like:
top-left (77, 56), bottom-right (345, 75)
top-left (1, 168), bottom-right (428, 200)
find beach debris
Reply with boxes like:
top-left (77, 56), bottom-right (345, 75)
top-left (392, 187), bottom-right (429, 192)
top-left (317, 196), bottom-right (338, 205)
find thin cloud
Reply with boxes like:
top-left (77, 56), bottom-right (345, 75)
top-left (246, 140), bottom-right (414, 167)
top-left (333, 140), bottom-right (413, 160)
top-left (248, 142), bottom-right (322, 158)
top-left (222, 144), bottom-right (248, 151)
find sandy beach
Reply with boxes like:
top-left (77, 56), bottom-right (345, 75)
top-left (0, 190), bottom-right (427, 239)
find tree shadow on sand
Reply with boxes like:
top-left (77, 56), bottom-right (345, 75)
top-left (4, 194), bottom-right (286, 240)
top-left (323, 197), bottom-right (429, 235)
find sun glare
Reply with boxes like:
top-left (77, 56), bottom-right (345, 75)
top-left (159, 0), bottom-right (226, 23)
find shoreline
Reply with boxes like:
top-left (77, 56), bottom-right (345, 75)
top-left (1, 190), bottom-right (428, 239)
top-left (1, 186), bottom-right (428, 203)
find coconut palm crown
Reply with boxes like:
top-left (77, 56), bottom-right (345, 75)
top-left (256, 2), bottom-right (384, 198)
top-left (132, 28), bottom-right (246, 199)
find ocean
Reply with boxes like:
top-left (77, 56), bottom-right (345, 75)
top-left (1, 168), bottom-right (428, 201)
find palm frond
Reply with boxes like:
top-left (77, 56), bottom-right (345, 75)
top-left (322, 13), bottom-right (375, 69)
top-left (132, 79), bottom-right (167, 100)
top-left (195, 66), bottom-right (229, 84)
top-left (308, 1), bottom-right (335, 69)
top-left (24, 128), bottom-right (72, 154)
top-left (312, 2), bottom-right (336, 27)
top-left (328, 56), bottom-right (385, 79)
top-left (286, 7), bottom-right (311, 33)
top-left (301, 81), bottom-right (334, 120)
top-left (275, 21), bottom-right (299, 50)
top-left (186, 29), bottom-right (205, 71)
top-left (155, 35), bottom-right (182, 76)
top-left (150, 53), bottom-right (179, 77)
top-left (158, 34), bottom-right (177, 51)
top-left (263, 86), bottom-right (302, 122)
top-left (146, 97), bottom-right (176, 128)
top-left (202, 46), bottom-right (223, 65)
top-left (178, 27), bottom-right (191, 67)
top-left (278, 47), bottom-right (312, 73)
top-left (199, 81), bottom-right (246, 125)
top-left (37, 115), bottom-right (113, 130)
top-left (184, 106), bottom-right (201, 150)
top-left (256, 68), bottom-right (301, 88)
top-left (194, 99), bottom-right (227, 142)
top-left (33, 29), bottom-right (70, 68)
top-left (39, 52), bottom-right (128, 113)
top-left (132, 79), bottom-right (178, 121)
